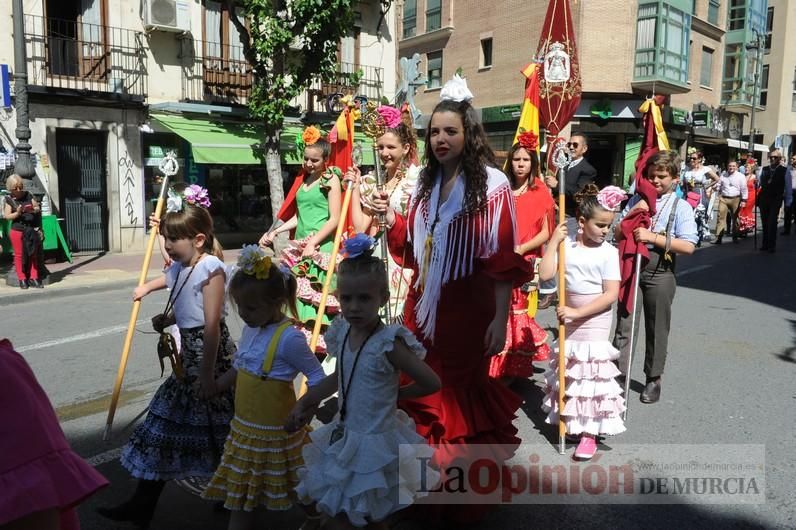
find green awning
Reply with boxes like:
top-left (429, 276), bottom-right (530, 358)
top-left (151, 114), bottom-right (376, 166)
top-left (151, 114), bottom-right (264, 165)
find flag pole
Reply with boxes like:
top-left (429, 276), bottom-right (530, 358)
top-left (622, 252), bottom-right (643, 421)
top-left (552, 138), bottom-right (571, 455)
top-left (103, 153), bottom-right (178, 441)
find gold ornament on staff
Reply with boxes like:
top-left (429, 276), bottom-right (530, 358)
top-left (361, 101), bottom-right (392, 323)
top-left (103, 151), bottom-right (178, 441)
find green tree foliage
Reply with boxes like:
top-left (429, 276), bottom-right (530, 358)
top-left (227, 0), bottom-right (356, 215)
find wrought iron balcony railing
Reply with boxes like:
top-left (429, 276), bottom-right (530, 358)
top-left (24, 15), bottom-right (147, 99)
top-left (181, 38), bottom-right (253, 105)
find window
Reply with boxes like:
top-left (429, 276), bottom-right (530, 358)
top-left (708, 0), bottom-right (720, 25)
top-left (759, 64), bottom-right (769, 106)
top-left (480, 38), bottom-right (493, 68)
top-left (700, 47), bottom-right (713, 86)
top-left (426, 51), bottom-right (442, 89)
top-left (764, 6), bottom-right (773, 52)
top-left (403, 0), bottom-right (416, 38)
top-left (426, 0), bottom-right (441, 32)
top-left (633, 3), bottom-right (690, 85)
top-left (728, 0), bottom-right (745, 30)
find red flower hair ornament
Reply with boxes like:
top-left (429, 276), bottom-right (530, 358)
top-left (517, 131), bottom-right (539, 152)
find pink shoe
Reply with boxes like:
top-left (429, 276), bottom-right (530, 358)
top-left (574, 435), bottom-right (597, 460)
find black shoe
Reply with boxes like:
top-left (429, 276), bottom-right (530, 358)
top-left (29, 279), bottom-right (43, 288)
top-left (96, 479), bottom-right (165, 529)
top-left (19, 280), bottom-right (28, 290)
top-left (781, 231), bottom-right (790, 236)
top-left (640, 378), bottom-right (661, 404)
top-left (715, 236), bottom-right (723, 245)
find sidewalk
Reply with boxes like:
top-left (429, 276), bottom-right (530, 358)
top-left (0, 248), bottom-right (242, 306)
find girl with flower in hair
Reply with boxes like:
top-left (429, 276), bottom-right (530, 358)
top-left (259, 126), bottom-right (343, 352)
top-left (202, 246), bottom-right (326, 530)
top-left (98, 185), bottom-right (235, 528)
top-left (344, 104), bottom-right (420, 320)
top-left (489, 132), bottom-right (554, 384)
top-left (538, 184), bottom-right (627, 461)
top-left (286, 234), bottom-right (440, 529)
top-left (370, 74), bottom-right (532, 522)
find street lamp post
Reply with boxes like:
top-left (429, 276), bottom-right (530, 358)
top-left (745, 31), bottom-right (764, 157)
top-left (12, 0), bottom-right (34, 179)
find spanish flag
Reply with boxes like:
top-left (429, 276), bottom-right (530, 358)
top-left (512, 62), bottom-right (541, 154)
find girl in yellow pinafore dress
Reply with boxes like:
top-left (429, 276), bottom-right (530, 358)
top-left (203, 246), bottom-right (325, 530)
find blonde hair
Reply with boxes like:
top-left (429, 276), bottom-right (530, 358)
top-left (229, 265), bottom-right (299, 320)
top-left (5, 174), bottom-right (23, 191)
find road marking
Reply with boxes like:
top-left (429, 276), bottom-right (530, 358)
top-left (16, 319), bottom-right (150, 352)
top-left (86, 447), bottom-right (123, 467)
top-left (676, 264), bottom-right (712, 277)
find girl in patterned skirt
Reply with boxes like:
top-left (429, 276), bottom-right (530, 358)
top-left (98, 185), bottom-right (235, 528)
top-left (202, 246), bottom-right (325, 530)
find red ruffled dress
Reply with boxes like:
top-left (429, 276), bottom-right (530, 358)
top-left (489, 181), bottom-right (553, 378)
top-left (387, 167), bottom-right (531, 521)
top-left (0, 339), bottom-right (108, 529)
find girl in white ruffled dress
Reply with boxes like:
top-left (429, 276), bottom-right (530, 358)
top-left (285, 235), bottom-right (441, 528)
top-left (539, 185), bottom-right (627, 461)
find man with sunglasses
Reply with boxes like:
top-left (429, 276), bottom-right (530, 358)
top-left (758, 149), bottom-right (789, 252)
top-left (540, 132), bottom-right (598, 309)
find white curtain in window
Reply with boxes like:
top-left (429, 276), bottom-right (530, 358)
top-left (80, 0), bottom-right (102, 59)
top-left (205, 1), bottom-right (222, 59)
top-left (228, 7), bottom-right (245, 72)
top-left (340, 32), bottom-right (356, 71)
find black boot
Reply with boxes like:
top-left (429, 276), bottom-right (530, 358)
top-left (96, 479), bottom-right (166, 528)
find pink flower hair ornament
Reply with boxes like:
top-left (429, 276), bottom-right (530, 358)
top-left (376, 105), bottom-right (402, 129)
top-left (596, 186), bottom-right (626, 212)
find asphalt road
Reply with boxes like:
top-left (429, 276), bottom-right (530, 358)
top-left (5, 231), bottom-right (795, 530)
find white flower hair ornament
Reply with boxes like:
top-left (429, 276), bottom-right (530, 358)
top-left (439, 73), bottom-right (474, 103)
top-left (165, 184), bottom-right (212, 213)
top-left (237, 244), bottom-right (274, 280)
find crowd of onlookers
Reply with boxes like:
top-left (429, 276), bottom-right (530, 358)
top-left (678, 148), bottom-right (794, 253)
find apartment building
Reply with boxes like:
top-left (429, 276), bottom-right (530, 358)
top-left (397, 0), bottom-right (767, 186)
top-left (0, 0), bottom-right (395, 253)
top-left (755, 0), bottom-right (796, 156)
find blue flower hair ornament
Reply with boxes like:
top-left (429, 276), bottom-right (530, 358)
top-left (343, 233), bottom-right (376, 259)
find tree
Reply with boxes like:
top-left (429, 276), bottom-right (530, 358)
top-left (228, 0), bottom-right (356, 222)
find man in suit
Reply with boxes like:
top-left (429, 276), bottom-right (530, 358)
top-left (758, 149), bottom-right (789, 253)
top-left (539, 132), bottom-right (598, 308)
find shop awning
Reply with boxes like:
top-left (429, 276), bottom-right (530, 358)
top-left (727, 138), bottom-right (769, 153)
top-left (151, 114), bottom-right (264, 165)
top-left (151, 114), bottom-right (376, 166)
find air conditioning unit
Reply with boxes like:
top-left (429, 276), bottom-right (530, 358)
top-left (144, 0), bottom-right (191, 33)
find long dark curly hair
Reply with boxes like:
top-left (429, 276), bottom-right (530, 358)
top-left (416, 99), bottom-right (496, 213)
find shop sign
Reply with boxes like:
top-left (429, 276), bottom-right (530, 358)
top-left (691, 110), bottom-right (710, 128)
top-left (671, 108), bottom-right (690, 126)
top-left (481, 104), bottom-right (521, 123)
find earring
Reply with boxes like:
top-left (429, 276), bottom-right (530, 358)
top-left (577, 228), bottom-right (584, 234)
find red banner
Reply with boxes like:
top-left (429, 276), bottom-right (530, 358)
top-left (536, 0), bottom-right (582, 139)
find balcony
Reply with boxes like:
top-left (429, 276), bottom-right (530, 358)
top-left (24, 15), bottom-right (147, 100)
top-left (292, 62), bottom-right (384, 115)
top-left (631, 2), bottom-right (690, 95)
top-left (181, 39), bottom-right (253, 106)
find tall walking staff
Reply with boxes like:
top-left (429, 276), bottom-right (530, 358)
top-left (103, 152), bottom-right (179, 441)
top-left (551, 139), bottom-right (571, 455)
top-left (362, 102), bottom-right (392, 323)
top-left (622, 253), bottom-right (642, 421)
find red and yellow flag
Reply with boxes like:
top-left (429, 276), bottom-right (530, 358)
top-left (512, 63), bottom-right (542, 154)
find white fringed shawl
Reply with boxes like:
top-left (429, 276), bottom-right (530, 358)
top-left (410, 166), bottom-right (515, 341)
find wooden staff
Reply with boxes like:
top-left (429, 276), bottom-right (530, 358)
top-left (622, 252), bottom-right (643, 421)
top-left (552, 138), bottom-right (571, 455)
top-left (103, 174), bottom-right (170, 441)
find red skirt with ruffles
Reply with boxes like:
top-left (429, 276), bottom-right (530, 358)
top-left (0, 339), bottom-right (108, 529)
top-left (489, 287), bottom-right (550, 379)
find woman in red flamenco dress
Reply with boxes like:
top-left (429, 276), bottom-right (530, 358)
top-left (375, 79), bottom-right (532, 522)
top-left (737, 158), bottom-right (758, 235)
top-left (489, 136), bottom-right (554, 384)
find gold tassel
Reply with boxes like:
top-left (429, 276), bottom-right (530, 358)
top-left (418, 233), bottom-right (433, 292)
top-left (527, 289), bottom-right (538, 318)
